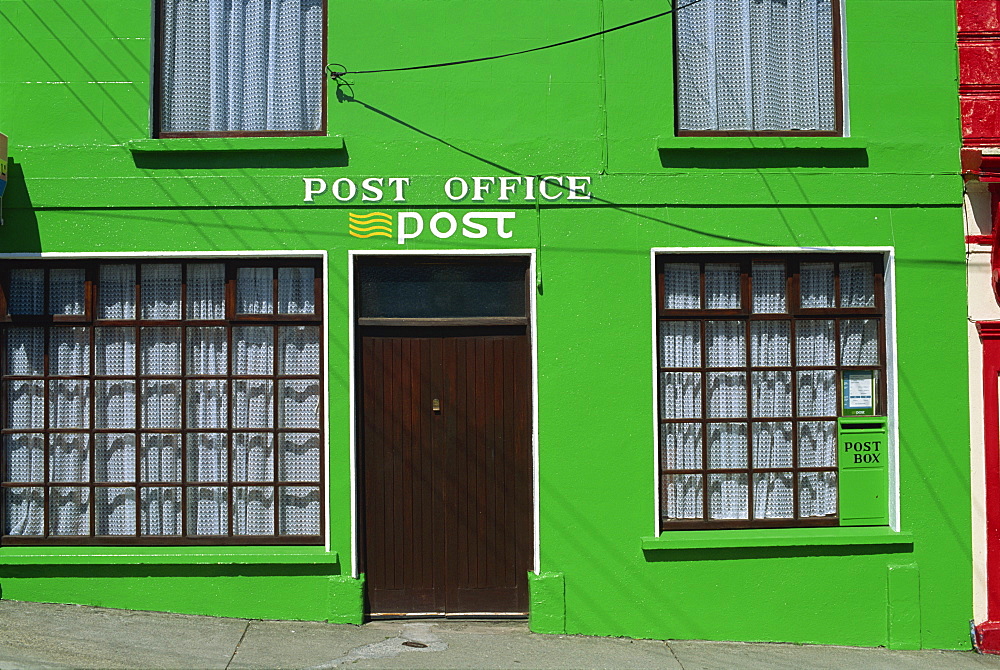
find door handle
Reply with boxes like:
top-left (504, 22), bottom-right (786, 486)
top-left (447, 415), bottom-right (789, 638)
top-left (432, 398), bottom-right (441, 413)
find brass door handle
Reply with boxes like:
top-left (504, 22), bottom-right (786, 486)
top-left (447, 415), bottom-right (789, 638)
top-left (432, 398), bottom-right (441, 413)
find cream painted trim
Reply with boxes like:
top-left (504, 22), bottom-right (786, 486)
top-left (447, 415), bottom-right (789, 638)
top-left (347, 249), bottom-right (540, 579)
top-left (648, 246), bottom-right (898, 535)
top-left (0, 250), bottom-right (334, 551)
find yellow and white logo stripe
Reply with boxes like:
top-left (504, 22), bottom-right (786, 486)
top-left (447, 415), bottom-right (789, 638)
top-left (349, 212), bottom-right (393, 238)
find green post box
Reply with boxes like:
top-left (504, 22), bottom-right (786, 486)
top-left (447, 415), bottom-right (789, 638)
top-left (838, 416), bottom-right (889, 526)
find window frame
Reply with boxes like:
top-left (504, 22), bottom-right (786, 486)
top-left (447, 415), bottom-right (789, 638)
top-left (152, 0), bottom-right (329, 139)
top-left (671, 0), bottom-right (846, 137)
top-left (0, 258), bottom-right (326, 546)
top-left (654, 253), bottom-right (887, 530)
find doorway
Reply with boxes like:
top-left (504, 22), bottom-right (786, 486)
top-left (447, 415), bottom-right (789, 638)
top-left (356, 256), bottom-right (533, 615)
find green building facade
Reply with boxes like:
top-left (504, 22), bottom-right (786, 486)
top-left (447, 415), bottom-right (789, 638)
top-left (0, 0), bottom-right (972, 650)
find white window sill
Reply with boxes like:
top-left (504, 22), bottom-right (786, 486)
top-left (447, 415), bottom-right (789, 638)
top-left (641, 526), bottom-right (912, 551)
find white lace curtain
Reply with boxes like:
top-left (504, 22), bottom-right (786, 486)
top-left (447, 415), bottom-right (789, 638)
top-left (675, 0), bottom-right (837, 131)
top-left (660, 259), bottom-right (875, 522)
top-left (160, 0), bottom-right (324, 133)
top-left (3, 263), bottom-right (322, 538)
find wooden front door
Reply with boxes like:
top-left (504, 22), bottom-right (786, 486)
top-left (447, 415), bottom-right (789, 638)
top-left (360, 326), bottom-right (532, 615)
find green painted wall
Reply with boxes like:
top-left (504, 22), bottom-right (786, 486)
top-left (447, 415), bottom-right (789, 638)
top-left (0, 0), bottom-right (970, 649)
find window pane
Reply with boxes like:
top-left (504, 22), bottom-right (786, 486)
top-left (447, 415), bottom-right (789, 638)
top-left (660, 423), bottom-right (703, 469)
top-left (6, 327), bottom-right (45, 375)
top-left (707, 372), bottom-right (746, 418)
top-left (279, 486), bottom-right (320, 535)
top-left (187, 486), bottom-right (227, 535)
top-left (9, 269), bottom-right (44, 315)
top-left (234, 380), bottom-right (274, 428)
top-left (751, 262), bottom-right (786, 313)
top-left (708, 473), bottom-right (749, 519)
top-left (96, 487), bottom-right (137, 536)
top-left (186, 263), bottom-right (225, 320)
top-left (140, 487), bottom-right (181, 535)
top-left (95, 434), bottom-right (136, 483)
top-left (187, 434), bottom-right (228, 482)
top-left (750, 321), bottom-right (790, 367)
top-left (187, 381), bottom-right (228, 429)
top-left (233, 433), bottom-right (274, 481)
top-left (800, 262), bottom-right (834, 308)
top-left (660, 321), bottom-right (701, 368)
top-left (279, 433), bottom-right (321, 481)
top-left (141, 380), bottom-right (182, 428)
top-left (50, 327), bottom-right (90, 376)
top-left (279, 326), bottom-right (320, 375)
top-left (359, 262), bottom-right (526, 319)
top-left (663, 263), bottom-right (700, 309)
top-left (95, 380), bottom-right (136, 429)
top-left (49, 434), bottom-right (90, 482)
top-left (662, 474), bottom-right (703, 520)
top-left (6, 380), bottom-right (44, 429)
top-left (798, 421), bottom-right (836, 468)
top-left (187, 327), bottom-right (228, 375)
top-left (96, 327), bottom-right (136, 375)
top-left (278, 267), bottom-right (315, 314)
top-left (3, 434), bottom-right (44, 483)
top-left (140, 264), bottom-right (182, 320)
top-left (751, 371), bottom-right (791, 418)
top-left (159, 0), bottom-right (324, 133)
top-left (840, 262), bottom-right (875, 308)
top-left (49, 380), bottom-right (90, 428)
top-left (661, 372), bottom-right (703, 419)
top-left (796, 320), bottom-right (835, 366)
top-left (708, 422), bottom-right (748, 468)
top-left (99, 264), bottom-right (136, 319)
top-left (841, 319), bottom-right (879, 365)
top-left (706, 321), bottom-right (745, 367)
top-left (753, 472), bottom-right (794, 519)
top-left (705, 263), bottom-right (740, 309)
top-left (50, 487), bottom-right (90, 535)
top-left (140, 434), bottom-right (181, 482)
top-left (752, 422), bottom-right (793, 468)
top-left (235, 326), bottom-right (274, 375)
top-left (234, 487), bottom-right (275, 535)
top-left (237, 267), bottom-right (273, 314)
top-left (797, 370), bottom-right (837, 417)
top-left (49, 269), bottom-right (85, 315)
top-left (141, 327), bottom-right (182, 375)
top-left (799, 471), bottom-right (838, 517)
top-left (278, 379), bottom-right (320, 428)
top-left (4, 487), bottom-right (44, 535)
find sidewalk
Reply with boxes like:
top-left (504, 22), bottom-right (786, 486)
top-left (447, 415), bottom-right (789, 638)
top-left (2, 600), bottom-right (1000, 669)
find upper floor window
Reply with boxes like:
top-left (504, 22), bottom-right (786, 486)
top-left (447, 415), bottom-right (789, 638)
top-left (674, 0), bottom-right (841, 135)
top-left (156, 0), bottom-right (326, 137)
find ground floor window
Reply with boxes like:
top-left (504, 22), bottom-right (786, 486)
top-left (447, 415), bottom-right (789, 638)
top-left (1, 258), bottom-right (324, 545)
top-left (656, 254), bottom-right (886, 529)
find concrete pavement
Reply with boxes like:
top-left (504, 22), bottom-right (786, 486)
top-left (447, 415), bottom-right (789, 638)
top-left (2, 600), bottom-right (1000, 669)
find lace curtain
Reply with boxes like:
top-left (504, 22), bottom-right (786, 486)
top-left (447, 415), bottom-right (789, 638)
top-left (675, 0), bottom-right (837, 131)
top-left (160, 0), bottom-right (324, 133)
top-left (3, 263), bottom-right (322, 538)
top-left (660, 259), bottom-right (875, 522)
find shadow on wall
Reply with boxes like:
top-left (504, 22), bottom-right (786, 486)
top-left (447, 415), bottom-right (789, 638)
top-left (658, 148), bottom-right (870, 170)
top-left (0, 160), bottom-right (42, 254)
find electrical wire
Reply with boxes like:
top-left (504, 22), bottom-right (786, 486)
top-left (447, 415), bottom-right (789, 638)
top-left (327, 0), bottom-right (704, 79)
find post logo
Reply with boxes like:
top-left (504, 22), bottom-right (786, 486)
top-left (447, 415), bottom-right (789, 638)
top-left (348, 211), bottom-right (516, 244)
top-left (348, 212), bottom-right (393, 238)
